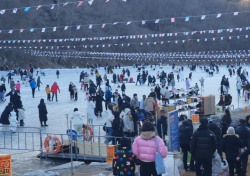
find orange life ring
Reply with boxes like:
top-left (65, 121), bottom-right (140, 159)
top-left (44, 135), bottom-right (62, 154)
top-left (82, 125), bottom-right (93, 142)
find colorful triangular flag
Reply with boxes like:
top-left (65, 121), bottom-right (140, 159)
top-left (24, 7), bottom-right (30, 12)
top-left (216, 13), bottom-right (221, 18)
top-left (77, 1), bottom-right (84, 7)
top-left (13, 8), bottom-right (17, 13)
top-left (0, 10), bottom-right (6, 14)
top-left (88, 0), bottom-right (94, 5)
top-left (37, 5), bottom-right (42, 10)
top-left (234, 12), bottom-right (239, 16)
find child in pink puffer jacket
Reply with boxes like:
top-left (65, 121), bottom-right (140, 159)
top-left (132, 122), bottom-right (167, 176)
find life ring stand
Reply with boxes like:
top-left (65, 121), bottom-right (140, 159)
top-left (82, 125), bottom-right (93, 142)
top-left (44, 135), bottom-right (62, 154)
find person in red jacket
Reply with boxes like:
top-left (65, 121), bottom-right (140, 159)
top-left (51, 82), bottom-right (60, 102)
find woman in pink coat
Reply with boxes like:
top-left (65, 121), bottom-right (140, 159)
top-left (132, 122), bottom-right (167, 176)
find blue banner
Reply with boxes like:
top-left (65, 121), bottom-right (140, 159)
top-left (168, 110), bottom-right (180, 152)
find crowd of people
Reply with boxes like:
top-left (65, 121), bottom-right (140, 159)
top-left (0, 63), bottom-right (250, 175)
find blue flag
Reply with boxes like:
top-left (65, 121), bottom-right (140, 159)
top-left (24, 7), bottom-right (30, 12)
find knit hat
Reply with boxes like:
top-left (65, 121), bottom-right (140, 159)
top-left (140, 122), bottom-right (155, 132)
top-left (120, 137), bottom-right (131, 149)
top-left (227, 127), bottom-right (235, 134)
top-left (200, 117), bottom-right (208, 126)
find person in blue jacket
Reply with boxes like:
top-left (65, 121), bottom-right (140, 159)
top-left (29, 78), bottom-right (37, 98)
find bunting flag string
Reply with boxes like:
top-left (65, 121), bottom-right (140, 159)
top-left (0, 26), bottom-right (249, 44)
top-left (0, 8), bottom-right (249, 33)
top-left (0, 33), bottom-right (248, 50)
top-left (0, 0), bottom-right (129, 15)
top-left (22, 49), bottom-right (250, 60)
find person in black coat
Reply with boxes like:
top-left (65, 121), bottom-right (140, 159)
top-left (5, 89), bottom-right (19, 105)
top-left (38, 98), bottom-right (48, 127)
top-left (208, 121), bottom-right (223, 157)
top-left (190, 118), bottom-right (217, 176)
top-left (179, 119), bottom-right (194, 171)
top-left (95, 92), bottom-right (105, 117)
top-left (157, 109), bottom-right (168, 139)
top-left (235, 119), bottom-right (249, 176)
top-left (121, 83), bottom-right (126, 94)
top-left (113, 73), bottom-right (117, 84)
top-left (112, 111), bottom-right (124, 145)
top-left (154, 84), bottom-right (161, 100)
top-left (222, 127), bottom-right (241, 176)
top-left (0, 103), bottom-right (13, 125)
top-left (68, 82), bottom-right (74, 100)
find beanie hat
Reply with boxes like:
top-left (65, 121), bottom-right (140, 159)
top-left (141, 122), bottom-right (155, 132)
top-left (120, 137), bottom-right (131, 149)
top-left (227, 127), bottom-right (235, 134)
top-left (200, 117), bottom-right (208, 126)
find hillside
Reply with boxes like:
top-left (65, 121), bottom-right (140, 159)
top-left (0, 0), bottom-right (249, 68)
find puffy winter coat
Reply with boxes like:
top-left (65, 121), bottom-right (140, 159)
top-left (106, 109), bottom-right (114, 128)
top-left (122, 108), bottom-right (134, 132)
top-left (190, 125), bottom-right (217, 158)
top-left (17, 108), bottom-right (25, 121)
top-left (71, 111), bottom-right (84, 126)
top-left (51, 83), bottom-right (60, 94)
top-left (38, 100), bottom-right (48, 122)
top-left (30, 80), bottom-right (37, 89)
top-left (179, 120), bottom-right (193, 145)
top-left (132, 132), bottom-right (167, 162)
top-left (9, 111), bottom-right (18, 127)
top-left (235, 125), bottom-right (249, 148)
top-left (0, 105), bottom-right (12, 125)
top-left (87, 101), bottom-right (95, 119)
top-left (144, 97), bottom-right (155, 112)
top-left (222, 134), bottom-right (240, 161)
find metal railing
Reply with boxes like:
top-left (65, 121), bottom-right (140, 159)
top-left (0, 124), bottom-right (134, 162)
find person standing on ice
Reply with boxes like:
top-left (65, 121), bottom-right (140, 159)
top-left (86, 97), bottom-right (95, 125)
top-left (56, 70), bottom-right (60, 79)
top-left (199, 77), bottom-right (204, 91)
top-left (70, 108), bottom-right (84, 134)
top-left (29, 78), bottom-right (37, 98)
top-left (38, 98), bottom-right (48, 127)
top-left (51, 82), bottom-right (60, 102)
top-left (36, 76), bottom-right (42, 91)
top-left (185, 78), bottom-right (190, 90)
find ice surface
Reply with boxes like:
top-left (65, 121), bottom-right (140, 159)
top-left (0, 65), bottom-right (247, 135)
top-left (0, 64), bottom-right (248, 174)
